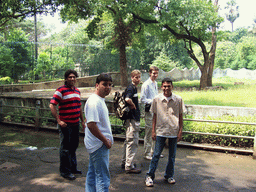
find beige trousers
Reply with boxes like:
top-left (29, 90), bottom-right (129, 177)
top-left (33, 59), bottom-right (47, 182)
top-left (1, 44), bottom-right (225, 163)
top-left (122, 119), bottom-right (140, 170)
top-left (144, 111), bottom-right (155, 157)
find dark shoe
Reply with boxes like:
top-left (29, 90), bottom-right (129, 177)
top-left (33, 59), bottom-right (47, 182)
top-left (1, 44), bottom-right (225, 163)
top-left (125, 168), bottom-right (141, 174)
top-left (61, 173), bottom-right (76, 180)
top-left (72, 170), bottom-right (82, 174)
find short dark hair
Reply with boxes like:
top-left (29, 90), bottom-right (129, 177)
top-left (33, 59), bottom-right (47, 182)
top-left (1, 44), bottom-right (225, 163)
top-left (64, 69), bottom-right (78, 80)
top-left (162, 77), bottom-right (173, 85)
top-left (96, 73), bottom-right (112, 84)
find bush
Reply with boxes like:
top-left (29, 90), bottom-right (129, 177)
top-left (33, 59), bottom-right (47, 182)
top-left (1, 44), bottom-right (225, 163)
top-left (183, 115), bottom-right (255, 148)
top-left (0, 76), bottom-right (12, 85)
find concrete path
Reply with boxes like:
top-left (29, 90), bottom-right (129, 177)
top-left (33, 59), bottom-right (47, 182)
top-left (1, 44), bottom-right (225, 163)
top-left (1, 141), bottom-right (256, 192)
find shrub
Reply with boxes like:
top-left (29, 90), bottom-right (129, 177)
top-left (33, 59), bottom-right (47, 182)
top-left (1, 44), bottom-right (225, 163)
top-left (0, 76), bottom-right (12, 85)
top-left (183, 115), bottom-right (255, 148)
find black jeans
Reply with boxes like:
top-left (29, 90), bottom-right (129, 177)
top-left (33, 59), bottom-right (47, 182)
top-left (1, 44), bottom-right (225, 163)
top-left (58, 123), bottom-right (80, 174)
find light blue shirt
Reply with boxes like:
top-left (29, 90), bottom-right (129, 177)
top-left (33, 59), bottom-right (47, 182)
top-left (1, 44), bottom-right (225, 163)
top-left (141, 78), bottom-right (158, 104)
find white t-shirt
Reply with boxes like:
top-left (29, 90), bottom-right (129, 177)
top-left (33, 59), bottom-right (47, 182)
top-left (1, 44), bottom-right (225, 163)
top-left (84, 93), bottom-right (113, 153)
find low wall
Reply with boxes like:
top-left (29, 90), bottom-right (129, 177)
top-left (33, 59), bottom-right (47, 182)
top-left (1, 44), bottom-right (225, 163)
top-left (1, 67), bottom-right (256, 92)
top-left (185, 105), bottom-right (256, 118)
top-left (0, 72), bottom-right (121, 92)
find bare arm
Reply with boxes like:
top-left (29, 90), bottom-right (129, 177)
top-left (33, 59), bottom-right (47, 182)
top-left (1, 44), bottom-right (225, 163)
top-left (177, 112), bottom-right (183, 142)
top-left (80, 106), bottom-right (86, 129)
top-left (125, 98), bottom-right (136, 109)
top-left (87, 122), bottom-right (112, 149)
top-left (49, 103), bottom-right (67, 127)
top-left (152, 113), bottom-right (157, 141)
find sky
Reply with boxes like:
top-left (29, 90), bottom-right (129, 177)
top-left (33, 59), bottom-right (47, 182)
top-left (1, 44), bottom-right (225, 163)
top-left (39, 0), bottom-right (256, 36)
top-left (218, 0), bottom-right (256, 31)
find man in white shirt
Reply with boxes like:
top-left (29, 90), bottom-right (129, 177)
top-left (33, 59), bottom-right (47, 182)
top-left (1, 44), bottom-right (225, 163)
top-left (141, 66), bottom-right (159, 160)
top-left (84, 73), bottom-right (114, 192)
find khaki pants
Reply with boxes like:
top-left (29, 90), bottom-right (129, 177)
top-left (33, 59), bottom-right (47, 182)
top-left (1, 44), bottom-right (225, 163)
top-left (122, 119), bottom-right (140, 170)
top-left (144, 112), bottom-right (155, 157)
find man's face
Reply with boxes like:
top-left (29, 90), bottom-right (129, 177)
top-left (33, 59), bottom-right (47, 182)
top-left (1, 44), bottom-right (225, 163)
top-left (66, 73), bottom-right (77, 87)
top-left (161, 81), bottom-right (173, 97)
top-left (96, 81), bottom-right (112, 98)
top-left (150, 70), bottom-right (159, 82)
top-left (131, 74), bottom-right (141, 86)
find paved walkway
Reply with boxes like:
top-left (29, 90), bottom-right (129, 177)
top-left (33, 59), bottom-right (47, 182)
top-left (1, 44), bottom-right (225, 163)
top-left (1, 140), bottom-right (256, 192)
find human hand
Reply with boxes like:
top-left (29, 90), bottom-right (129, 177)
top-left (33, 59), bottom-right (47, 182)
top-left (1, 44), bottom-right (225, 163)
top-left (105, 139), bottom-right (112, 149)
top-left (58, 120), bottom-right (67, 128)
top-left (81, 121), bottom-right (86, 129)
top-left (152, 132), bottom-right (156, 141)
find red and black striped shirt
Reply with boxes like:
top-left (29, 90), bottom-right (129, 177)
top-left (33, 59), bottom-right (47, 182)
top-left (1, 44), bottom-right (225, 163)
top-left (50, 85), bottom-right (81, 124)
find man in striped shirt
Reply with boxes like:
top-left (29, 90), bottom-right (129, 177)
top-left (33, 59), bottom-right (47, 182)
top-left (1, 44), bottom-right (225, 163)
top-left (49, 69), bottom-right (86, 180)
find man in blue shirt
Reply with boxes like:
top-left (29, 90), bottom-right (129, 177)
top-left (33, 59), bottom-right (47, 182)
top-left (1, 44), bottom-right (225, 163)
top-left (141, 66), bottom-right (159, 160)
top-left (121, 69), bottom-right (142, 174)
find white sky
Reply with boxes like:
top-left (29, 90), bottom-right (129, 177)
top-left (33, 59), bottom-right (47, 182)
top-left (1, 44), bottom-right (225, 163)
top-left (40, 0), bottom-right (256, 36)
top-left (218, 0), bottom-right (256, 31)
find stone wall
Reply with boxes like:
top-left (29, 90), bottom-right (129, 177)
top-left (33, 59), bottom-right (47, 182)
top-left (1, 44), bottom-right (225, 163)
top-left (1, 68), bottom-right (256, 92)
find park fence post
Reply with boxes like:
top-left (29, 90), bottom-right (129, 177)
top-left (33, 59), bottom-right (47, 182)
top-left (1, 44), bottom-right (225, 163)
top-left (253, 129), bottom-right (256, 159)
top-left (35, 100), bottom-right (41, 131)
top-left (0, 99), bottom-right (2, 122)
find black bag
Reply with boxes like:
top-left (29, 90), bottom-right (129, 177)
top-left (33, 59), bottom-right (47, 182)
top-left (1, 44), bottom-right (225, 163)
top-left (145, 104), bottom-right (151, 112)
top-left (113, 91), bottom-right (130, 120)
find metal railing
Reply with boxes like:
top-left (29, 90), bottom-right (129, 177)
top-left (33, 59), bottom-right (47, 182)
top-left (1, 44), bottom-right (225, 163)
top-left (0, 98), bottom-right (255, 158)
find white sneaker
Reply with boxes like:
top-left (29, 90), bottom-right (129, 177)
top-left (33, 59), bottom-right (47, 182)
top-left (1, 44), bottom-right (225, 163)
top-left (145, 176), bottom-right (154, 187)
top-left (144, 155), bottom-right (152, 160)
top-left (167, 177), bottom-right (175, 184)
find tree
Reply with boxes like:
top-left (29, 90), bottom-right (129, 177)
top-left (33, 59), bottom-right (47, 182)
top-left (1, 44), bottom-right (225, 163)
top-left (231, 36), bottom-right (256, 70)
top-left (0, 44), bottom-right (14, 77)
top-left (57, 0), bottom-right (146, 87)
top-left (0, 0), bottom-right (58, 29)
top-left (225, 0), bottom-right (239, 32)
top-left (132, 0), bottom-right (223, 89)
top-left (152, 51), bottom-right (177, 72)
top-left (4, 28), bottom-right (32, 82)
top-left (36, 52), bottom-right (51, 79)
top-left (2, 18), bottom-right (49, 41)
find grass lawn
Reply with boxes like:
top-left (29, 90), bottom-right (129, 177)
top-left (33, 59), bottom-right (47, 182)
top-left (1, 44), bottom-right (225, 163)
top-left (171, 77), bottom-right (256, 108)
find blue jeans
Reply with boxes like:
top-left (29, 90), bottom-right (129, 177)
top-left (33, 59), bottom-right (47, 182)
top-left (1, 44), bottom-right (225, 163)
top-left (86, 144), bottom-right (110, 192)
top-left (58, 123), bottom-right (80, 174)
top-left (146, 136), bottom-right (177, 180)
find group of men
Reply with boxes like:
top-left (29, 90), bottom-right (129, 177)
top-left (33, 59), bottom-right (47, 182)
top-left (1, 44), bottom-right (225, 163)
top-left (49, 67), bottom-right (184, 191)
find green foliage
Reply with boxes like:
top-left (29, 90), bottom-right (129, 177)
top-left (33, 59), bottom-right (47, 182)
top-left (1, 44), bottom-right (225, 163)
top-left (0, 0), bottom-right (58, 29)
top-left (224, 0), bottom-right (239, 31)
top-left (4, 28), bottom-right (32, 81)
top-left (0, 76), bottom-right (12, 84)
top-left (231, 36), bottom-right (256, 70)
top-left (0, 44), bottom-right (14, 77)
top-left (152, 52), bottom-right (177, 72)
top-left (215, 41), bottom-right (236, 69)
top-left (183, 115), bottom-right (255, 148)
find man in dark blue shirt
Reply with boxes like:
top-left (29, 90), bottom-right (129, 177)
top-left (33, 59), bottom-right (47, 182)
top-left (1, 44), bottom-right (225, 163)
top-left (121, 69), bottom-right (142, 174)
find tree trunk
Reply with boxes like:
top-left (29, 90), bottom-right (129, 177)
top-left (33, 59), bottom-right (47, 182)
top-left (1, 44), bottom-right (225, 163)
top-left (199, 63), bottom-right (209, 90)
top-left (119, 44), bottom-right (128, 87)
top-left (199, 51), bottom-right (210, 90)
top-left (207, 0), bottom-right (218, 87)
top-left (208, 25), bottom-right (217, 87)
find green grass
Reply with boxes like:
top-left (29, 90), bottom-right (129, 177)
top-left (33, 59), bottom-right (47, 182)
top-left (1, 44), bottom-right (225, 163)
top-left (171, 77), bottom-right (256, 108)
